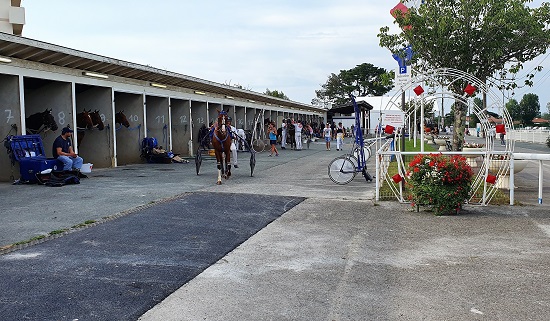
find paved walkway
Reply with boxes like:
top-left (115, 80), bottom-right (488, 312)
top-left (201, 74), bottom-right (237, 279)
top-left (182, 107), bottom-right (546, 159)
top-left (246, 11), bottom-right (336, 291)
top-left (0, 139), bottom-right (549, 320)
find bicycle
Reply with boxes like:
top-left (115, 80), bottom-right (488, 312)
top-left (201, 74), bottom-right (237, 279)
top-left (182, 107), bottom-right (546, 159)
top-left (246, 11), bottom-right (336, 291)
top-left (327, 95), bottom-right (375, 185)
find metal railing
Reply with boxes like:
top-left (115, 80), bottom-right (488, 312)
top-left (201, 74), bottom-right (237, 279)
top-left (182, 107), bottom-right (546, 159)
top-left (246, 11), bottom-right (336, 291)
top-left (375, 147), bottom-right (550, 206)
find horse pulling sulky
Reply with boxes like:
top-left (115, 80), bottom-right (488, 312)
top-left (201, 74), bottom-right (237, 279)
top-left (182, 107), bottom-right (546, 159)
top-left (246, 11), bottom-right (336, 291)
top-left (195, 109), bottom-right (256, 184)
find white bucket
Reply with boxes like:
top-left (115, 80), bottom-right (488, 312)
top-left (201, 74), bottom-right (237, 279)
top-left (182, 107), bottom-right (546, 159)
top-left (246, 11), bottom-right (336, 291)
top-left (81, 163), bottom-right (93, 173)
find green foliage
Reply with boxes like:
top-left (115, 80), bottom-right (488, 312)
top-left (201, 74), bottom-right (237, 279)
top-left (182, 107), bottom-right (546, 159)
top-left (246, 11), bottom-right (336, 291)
top-left (505, 98), bottom-right (521, 122)
top-left (264, 88), bottom-right (289, 100)
top-left (379, 0), bottom-right (550, 88)
top-left (406, 153), bottom-right (473, 215)
top-left (519, 93), bottom-right (541, 124)
top-left (316, 63), bottom-right (393, 106)
top-left (379, 0), bottom-right (550, 149)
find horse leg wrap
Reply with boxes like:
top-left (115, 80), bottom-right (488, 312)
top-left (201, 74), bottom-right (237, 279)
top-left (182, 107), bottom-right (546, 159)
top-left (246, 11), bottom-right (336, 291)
top-left (217, 163), bottom-right (222, 171)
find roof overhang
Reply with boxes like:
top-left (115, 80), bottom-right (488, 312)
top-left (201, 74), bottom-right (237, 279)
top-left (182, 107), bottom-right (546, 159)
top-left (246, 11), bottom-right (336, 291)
top-left (328, 100), bottom-right (374, 114)
top-left (0, 32), bottom-right (325, 113)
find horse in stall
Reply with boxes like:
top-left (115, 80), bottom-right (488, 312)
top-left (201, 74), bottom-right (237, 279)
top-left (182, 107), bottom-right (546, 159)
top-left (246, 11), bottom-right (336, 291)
top-left (26, 109), bottom-right (59, 134)
top-left (115, 111), bottom-right (130, 128)
top-left (211, 110), bottom-right (232, 185)
top-left (90, 110), bottom-right (105, 131)
top-left (76, 109), bottom-right (105, 148)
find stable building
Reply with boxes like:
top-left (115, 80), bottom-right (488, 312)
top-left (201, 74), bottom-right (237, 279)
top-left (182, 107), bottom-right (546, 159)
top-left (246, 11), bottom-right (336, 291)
top-left (0, 32), bottom-right (325, 182)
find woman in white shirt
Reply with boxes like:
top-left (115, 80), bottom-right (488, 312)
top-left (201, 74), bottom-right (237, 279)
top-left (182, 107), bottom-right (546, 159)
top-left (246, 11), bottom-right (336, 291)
top-left (323, 123), bottom-right (332, 151)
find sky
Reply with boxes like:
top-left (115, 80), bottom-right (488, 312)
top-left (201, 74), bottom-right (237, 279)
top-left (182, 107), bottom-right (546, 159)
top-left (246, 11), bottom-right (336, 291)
top-left (20, 0), bottom-right (550, 113)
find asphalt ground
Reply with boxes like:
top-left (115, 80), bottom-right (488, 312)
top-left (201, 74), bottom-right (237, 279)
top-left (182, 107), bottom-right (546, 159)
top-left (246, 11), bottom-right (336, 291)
top-left (0, 192), bottom-right (303, 320)
top-left (0, 137), bottom-right (550, 320)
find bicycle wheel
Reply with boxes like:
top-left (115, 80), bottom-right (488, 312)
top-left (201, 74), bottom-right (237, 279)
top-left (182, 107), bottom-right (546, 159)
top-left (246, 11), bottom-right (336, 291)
top-left (252, 139), bottom-right (265, 153)
top-left (328, 156), bottom-right (357, 184)
top-left (342, 153), bottom-right (359, 169)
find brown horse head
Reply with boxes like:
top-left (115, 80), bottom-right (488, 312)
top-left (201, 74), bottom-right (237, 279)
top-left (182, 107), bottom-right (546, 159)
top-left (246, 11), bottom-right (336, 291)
top-left (77, 110), bottom-right (94, 130)
top-left (115, 111), bottom-right (130, 128)
top-left (216, 109), bottom-right (229, 135)
top-left (90, 109), bottom-right (105, 130)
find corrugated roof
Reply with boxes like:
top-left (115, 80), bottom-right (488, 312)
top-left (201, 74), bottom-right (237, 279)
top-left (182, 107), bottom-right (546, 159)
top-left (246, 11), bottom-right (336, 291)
top-left (0, 32), bottom-right (324, 113)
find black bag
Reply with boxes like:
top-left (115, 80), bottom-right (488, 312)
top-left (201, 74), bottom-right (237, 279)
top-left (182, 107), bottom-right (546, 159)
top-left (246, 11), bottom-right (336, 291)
top-left (43, 171), bottom-right (80, 187)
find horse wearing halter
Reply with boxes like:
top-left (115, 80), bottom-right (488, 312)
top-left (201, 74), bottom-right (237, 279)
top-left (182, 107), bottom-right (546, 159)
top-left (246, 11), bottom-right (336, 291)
top-left (213, 111), bottom-right (229, 152)
top-left (211, 110), bottom-right (232, 185)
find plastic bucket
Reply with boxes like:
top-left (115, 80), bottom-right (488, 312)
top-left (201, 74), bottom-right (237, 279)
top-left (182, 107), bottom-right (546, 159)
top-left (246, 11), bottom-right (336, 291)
top-left (81, 163), bottom-right (93, 173)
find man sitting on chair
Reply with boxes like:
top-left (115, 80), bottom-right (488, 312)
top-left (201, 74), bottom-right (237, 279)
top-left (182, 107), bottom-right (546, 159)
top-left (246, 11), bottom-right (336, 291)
top-left (52, 127), bottom-right (83, 172)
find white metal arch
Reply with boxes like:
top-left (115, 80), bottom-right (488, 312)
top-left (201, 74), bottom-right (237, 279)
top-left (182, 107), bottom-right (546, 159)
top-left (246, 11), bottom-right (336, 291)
top-left (378, 67), bottom-right (515, 205)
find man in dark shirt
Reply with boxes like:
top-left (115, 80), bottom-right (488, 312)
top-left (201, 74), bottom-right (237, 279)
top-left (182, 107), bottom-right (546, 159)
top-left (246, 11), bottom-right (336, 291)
top-left (52, 127), bottom-right (83, 171)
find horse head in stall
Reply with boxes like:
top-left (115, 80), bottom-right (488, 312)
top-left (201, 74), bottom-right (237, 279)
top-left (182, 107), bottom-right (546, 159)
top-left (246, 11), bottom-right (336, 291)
top-left (211, 109), bottom-right (232, 185)
top-left (77, 110), bottom-right (94, 130)
top-left (26, 109), bottom-right (58, 134)
top-left (90, 110), bottom-right (105, 131)
top-left (115, 111), bottom-right (130, 128)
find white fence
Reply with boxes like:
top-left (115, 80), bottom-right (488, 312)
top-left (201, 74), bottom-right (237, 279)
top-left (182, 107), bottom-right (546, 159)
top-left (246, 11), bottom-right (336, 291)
top-left (509, 129), bottom-right (550, 144)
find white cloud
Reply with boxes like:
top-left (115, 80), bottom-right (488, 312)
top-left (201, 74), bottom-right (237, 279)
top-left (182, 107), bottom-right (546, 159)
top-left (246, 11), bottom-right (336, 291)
top-left (20, 0), bottom-right (550, 107)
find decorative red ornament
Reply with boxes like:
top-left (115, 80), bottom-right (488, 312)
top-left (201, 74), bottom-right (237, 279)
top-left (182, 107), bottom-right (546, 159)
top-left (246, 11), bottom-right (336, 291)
top-left (392, 173), bottom-right (403, 183)
top-left (390, 3), bottom-right (412, 30)
top-left (390, 3), bottom-right (409, 19)
top-left (486, 174), bottom-right (497, 184)
top-left (385, 125), bottom-right (395, 134)
top-left (495, 124), bottom-right (506, 134)
top-left (413, 85), bottom-right (424, 96)
top-left (464, 84), bottom-right (477, 96)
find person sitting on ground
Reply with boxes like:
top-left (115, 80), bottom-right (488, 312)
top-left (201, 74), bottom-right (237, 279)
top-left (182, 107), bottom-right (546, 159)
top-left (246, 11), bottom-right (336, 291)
top-left (52, 127), bottom-right (84, 172)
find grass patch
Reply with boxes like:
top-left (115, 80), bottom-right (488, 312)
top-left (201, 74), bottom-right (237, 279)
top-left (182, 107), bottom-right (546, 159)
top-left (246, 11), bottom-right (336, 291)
top-left (71, 220), bottom-right (97, 229)
top-left (12, 235), bottom-right (46, 246)
top-left (49, 229), bottom-right (68, 235)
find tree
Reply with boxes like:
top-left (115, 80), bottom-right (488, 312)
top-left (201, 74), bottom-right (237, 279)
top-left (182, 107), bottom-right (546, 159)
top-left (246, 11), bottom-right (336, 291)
top-left (469, 97), bottom-right (483, 128)
top-left (264, 89), bottom-right (289, 100)
top-left (519, 93), bottom-right (541, 124)
top-left (315, 63), bottom-right (393, 106)
top-left (379, 0), bottom-right (550, 150)
top-left (505, 98), bottom-right (522, 124)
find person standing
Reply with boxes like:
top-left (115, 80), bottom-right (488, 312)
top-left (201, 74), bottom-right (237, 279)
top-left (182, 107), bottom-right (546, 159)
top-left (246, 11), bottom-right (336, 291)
top-left (52, 127), bottom-right (83, 171)
top-left (499, 127), bottom-right (506, 145)
top-left (336, 122), bottom-right (345, 151)
top-left (292, 119), bottom-right (303, 150)
top-left (281, 119), bottom-right (287, 150)
top-left (323, 123), bottom-right (332, 150)
top-left (268, 122), bottom-right (279, 157)
top-left (488, 125), bottom-right (496, 147)
top-left (227, 117), bottom-right (238, 168)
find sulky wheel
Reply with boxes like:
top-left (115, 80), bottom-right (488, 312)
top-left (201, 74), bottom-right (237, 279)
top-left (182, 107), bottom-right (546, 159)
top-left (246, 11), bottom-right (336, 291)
top-left (328, 156), bottom-right (356, 185)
